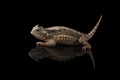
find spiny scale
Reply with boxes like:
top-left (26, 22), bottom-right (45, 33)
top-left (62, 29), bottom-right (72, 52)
top-left (53, 35), bottom-right (77, 41)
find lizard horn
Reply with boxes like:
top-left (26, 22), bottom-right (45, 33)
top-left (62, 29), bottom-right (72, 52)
top-left (88, 15), bottom-right (103, 39)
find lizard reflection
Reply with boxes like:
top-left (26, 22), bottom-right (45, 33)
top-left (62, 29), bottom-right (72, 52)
top-left (28, 45), bottom-right (95, 69)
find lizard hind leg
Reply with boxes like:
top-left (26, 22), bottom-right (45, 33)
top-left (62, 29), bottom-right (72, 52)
top-left (79, 36), bottom-right (91, 50)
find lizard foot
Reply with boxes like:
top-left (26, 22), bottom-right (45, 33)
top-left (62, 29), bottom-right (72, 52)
top-left (82, 46), bottom-right (91, 51)
top-left (36, 42), bottom-right (44, 46)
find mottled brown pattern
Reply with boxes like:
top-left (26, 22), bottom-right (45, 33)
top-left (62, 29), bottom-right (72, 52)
top-left (45, 27), bottom-right (83, 38)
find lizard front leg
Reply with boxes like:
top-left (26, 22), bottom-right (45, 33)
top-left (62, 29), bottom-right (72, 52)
top-left (36, 39), bottom-right (56, 46)
top-left (79, 36), bottom-right (91, 50)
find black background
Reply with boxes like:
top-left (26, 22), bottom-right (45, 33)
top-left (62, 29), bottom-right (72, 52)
top-left (5, 1), bottom-right (118, 76)
top-left (22, 9), bottom-right (110, 71)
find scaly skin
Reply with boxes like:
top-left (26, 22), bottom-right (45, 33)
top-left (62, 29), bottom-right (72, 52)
top-left (31, 15), bottom-right (102, 50)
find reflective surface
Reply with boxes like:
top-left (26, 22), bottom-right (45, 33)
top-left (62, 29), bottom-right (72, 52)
top-left (28, 45), bottom-right (95, 69)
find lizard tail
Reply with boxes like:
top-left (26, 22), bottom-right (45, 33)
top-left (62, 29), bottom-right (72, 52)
top-left (87, 15), bottom-right (103, 40)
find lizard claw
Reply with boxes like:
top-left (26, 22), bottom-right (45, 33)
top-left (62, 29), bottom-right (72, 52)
top-left (82, 46), bottom-right (91, 51)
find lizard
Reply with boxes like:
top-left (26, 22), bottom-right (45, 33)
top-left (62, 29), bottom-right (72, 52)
top-left (31, 15), bottom-right (102, 50)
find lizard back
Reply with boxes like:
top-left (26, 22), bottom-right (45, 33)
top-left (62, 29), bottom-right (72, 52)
top-left (45, 26), bottom-right (83, 38)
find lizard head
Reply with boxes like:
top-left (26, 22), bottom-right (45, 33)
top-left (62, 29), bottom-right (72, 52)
top-left (31, 24), bottom-right (48, 41)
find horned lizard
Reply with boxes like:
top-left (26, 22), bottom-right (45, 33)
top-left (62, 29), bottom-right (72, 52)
top-left (31, 15), bottom-right (102, 50)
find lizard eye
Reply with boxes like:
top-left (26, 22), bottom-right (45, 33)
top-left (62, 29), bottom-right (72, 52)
top-left (36, 30), bottom-right (39, 31)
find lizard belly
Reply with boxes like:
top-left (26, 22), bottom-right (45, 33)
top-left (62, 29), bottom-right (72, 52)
top-left (53, 35), bottom-right (79, 45)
